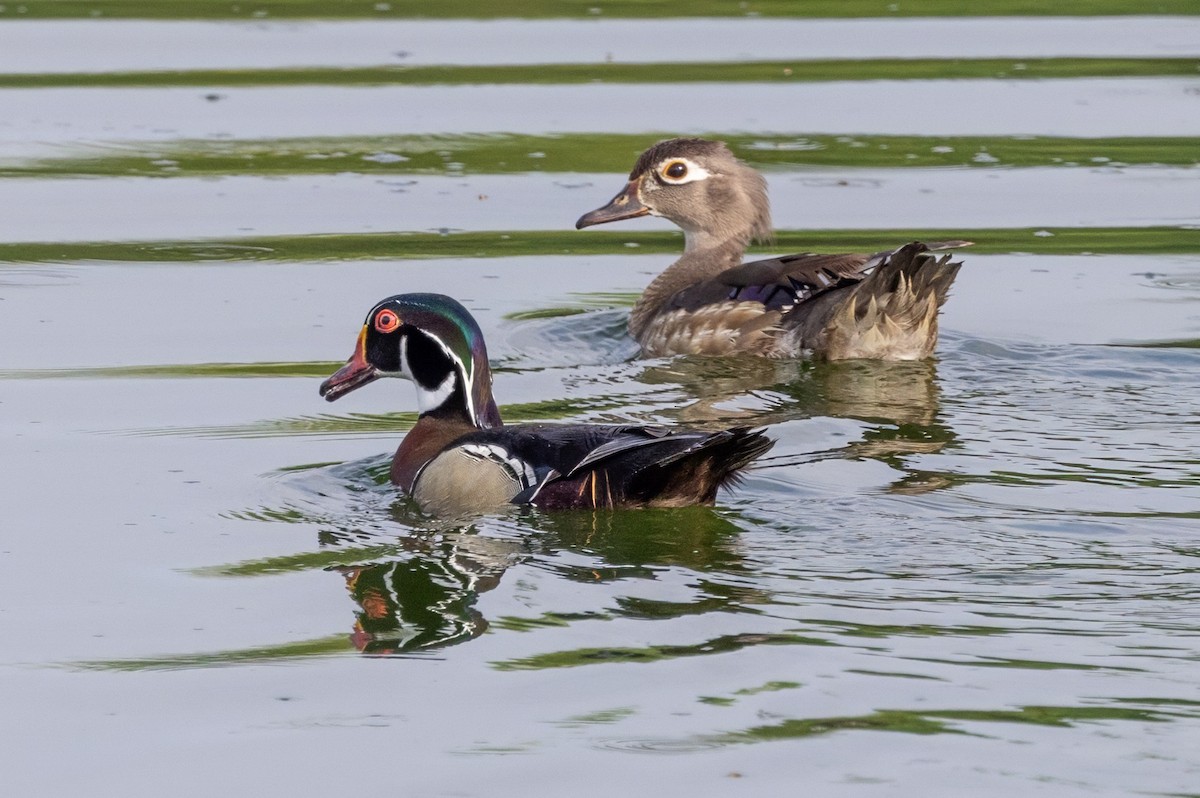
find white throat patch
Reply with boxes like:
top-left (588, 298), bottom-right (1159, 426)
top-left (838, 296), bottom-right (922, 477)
top-left (398, 331), bottom-right (475, 418)
top-left (414, 370), bottom-right (457, 414)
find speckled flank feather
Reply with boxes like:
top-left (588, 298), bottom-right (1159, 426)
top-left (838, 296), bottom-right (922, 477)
top-left (642, 302), bottom-right (780, 356)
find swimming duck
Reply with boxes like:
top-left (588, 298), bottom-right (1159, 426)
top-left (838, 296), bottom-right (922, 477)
top-left (576, 137), bottom-right (967, 360)
top-left (319, 293), bottom-right (773, 515)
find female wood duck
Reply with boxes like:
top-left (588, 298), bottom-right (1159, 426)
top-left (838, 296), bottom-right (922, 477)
top-left (319, 293), bottom-right (773, 515)
top-left (576, 137), bottom-right (968, 361)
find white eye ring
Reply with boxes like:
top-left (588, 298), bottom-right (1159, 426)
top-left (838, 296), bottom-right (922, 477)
top-left (657, 158), bottom-right (710, 185)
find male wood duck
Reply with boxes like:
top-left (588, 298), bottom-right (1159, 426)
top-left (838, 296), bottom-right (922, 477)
top-left (576, 137), bottom-right (968, 360)
top-left (319, 293), bottom-right (773, 515)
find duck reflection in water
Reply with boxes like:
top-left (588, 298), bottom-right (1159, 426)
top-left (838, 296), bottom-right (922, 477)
top-left (633, 355), bottom-right (957, 494)
top-left (328, 524), bottom-right (518, 655)
top-left (317, 502), bottom-right (757, 656)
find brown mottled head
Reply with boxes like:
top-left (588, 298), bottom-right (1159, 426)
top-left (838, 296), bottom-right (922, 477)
top-left (576, 137), bottom-right (771, 250)
top-left (626, 138), bottom-right (731, 180)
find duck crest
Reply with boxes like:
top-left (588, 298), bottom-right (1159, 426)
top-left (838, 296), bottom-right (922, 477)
top-left (392, 293), bottom-right (502, 429)
top-left (629, 138), bottom-right (729, 179)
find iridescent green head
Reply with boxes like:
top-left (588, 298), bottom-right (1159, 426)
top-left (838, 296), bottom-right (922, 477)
top-left (319, 293), bottom-right (502, 428)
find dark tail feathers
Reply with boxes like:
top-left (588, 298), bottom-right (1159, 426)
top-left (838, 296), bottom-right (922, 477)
top-left (814, 241), bottom-right (966, 360)
top-left (632, 426), bottom-right (774, 507)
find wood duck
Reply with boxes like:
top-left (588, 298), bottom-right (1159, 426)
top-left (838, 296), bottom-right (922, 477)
top-left (576, 137), bottom-right (968, 360)
top-left (319, 293), bottom-right (773, 515)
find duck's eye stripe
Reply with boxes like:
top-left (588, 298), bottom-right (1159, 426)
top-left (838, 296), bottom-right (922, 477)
top-left (375, 309), bottom-right (401, 333)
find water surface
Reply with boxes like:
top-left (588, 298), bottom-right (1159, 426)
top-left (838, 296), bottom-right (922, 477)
top-left (1, 9), bottom-right (1198, 798)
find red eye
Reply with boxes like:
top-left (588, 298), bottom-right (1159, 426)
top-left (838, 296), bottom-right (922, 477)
top-left (374, 309), bottom-right (401, 333)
